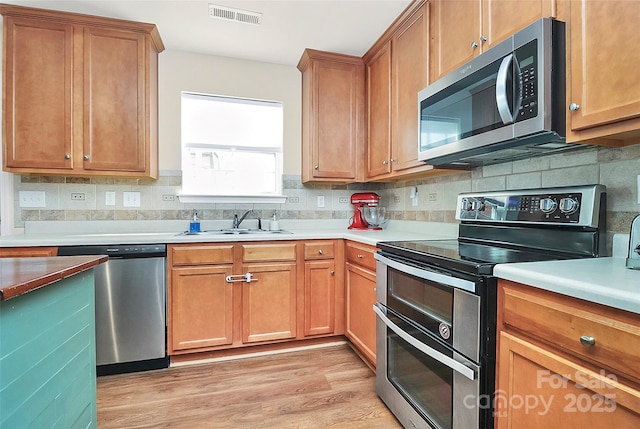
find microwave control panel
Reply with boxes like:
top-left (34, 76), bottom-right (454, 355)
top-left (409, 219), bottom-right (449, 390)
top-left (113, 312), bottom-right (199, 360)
top-left (516, 40), bottom-right (538, 122)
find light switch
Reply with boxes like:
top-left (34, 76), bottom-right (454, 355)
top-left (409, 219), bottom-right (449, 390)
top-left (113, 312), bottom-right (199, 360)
top-left (105, 191), bottom-right (116, 206)
top-left (19, 191), bottom-right (46, 208)
top-left (123, 191), bottom-right (141, 207)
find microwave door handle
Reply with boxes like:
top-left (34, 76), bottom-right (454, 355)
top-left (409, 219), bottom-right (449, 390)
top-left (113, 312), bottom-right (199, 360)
top-left (496, 54), bottom-right (515, 124)
top-left (373, 304), bottom-right (477, 381)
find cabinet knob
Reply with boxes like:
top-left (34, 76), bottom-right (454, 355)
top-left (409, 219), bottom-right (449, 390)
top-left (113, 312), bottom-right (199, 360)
top-left (382, 160), bottom-right (389, 165)
top-left (480, 36), bottom-right (487, 43)
top-left (580, 335), bottom-right (595, 346)
top-left (318, 249), bottom-right (323, 255)
top-left (64, 153), bottom-right (71, 159)
top-left (471, 41), bottom-right (479, 48)
top-left (390, 158), bottom-right (397, 163)
top-left (83, 155), bottom-right (90, 160)
top-left (314, 165), bottom-right (319, 170)
top-left (569, 103), bottom-right (581, 111)
top-left (357, 254), bottom-right (364, 259)
top-left (330, 270), bottom-right (335, 276)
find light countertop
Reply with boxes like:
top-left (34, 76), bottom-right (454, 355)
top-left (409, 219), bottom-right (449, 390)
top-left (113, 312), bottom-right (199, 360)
top-left (0, 219), bottom-right (459, 248)
top-left (494, 241), bottom-right (640, 315)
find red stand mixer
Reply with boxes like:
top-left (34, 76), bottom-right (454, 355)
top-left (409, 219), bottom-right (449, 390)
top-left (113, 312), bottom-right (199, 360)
top-left (348, 192), bottom-right (382, 230)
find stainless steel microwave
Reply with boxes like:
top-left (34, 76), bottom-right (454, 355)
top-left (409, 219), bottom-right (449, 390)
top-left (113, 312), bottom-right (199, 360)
top-left (418, 18), bottom-right (581, 168)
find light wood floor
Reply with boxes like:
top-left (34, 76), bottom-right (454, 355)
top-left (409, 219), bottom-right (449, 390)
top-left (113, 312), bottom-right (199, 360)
top-left (97, 344), bottom-right (402, 428)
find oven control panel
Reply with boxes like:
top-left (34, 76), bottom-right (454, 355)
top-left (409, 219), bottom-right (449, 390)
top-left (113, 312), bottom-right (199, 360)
top-left (455, 185), bottom-right (605, 228)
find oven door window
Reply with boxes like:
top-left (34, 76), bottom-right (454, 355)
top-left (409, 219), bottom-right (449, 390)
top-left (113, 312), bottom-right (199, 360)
top-left (387, 266), bottom-right (453, 342)
top-left (387, 317), bottom-right (454, 429)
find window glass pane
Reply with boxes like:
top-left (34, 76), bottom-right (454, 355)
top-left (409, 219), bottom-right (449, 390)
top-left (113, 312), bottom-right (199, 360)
top-left (180, 92), bottom-right (283, 197)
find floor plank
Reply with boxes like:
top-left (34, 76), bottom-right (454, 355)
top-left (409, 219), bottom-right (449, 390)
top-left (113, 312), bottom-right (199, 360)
top-left (97, 344), bottom-right (401, 428)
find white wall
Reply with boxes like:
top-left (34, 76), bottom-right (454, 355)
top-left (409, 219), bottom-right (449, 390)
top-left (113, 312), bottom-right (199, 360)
top-left (158, 50), bottom-right (302, 175)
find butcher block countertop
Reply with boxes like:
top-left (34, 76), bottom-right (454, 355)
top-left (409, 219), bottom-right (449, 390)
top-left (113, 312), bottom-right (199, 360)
top-left (0, 255), bottom-right (107, 301)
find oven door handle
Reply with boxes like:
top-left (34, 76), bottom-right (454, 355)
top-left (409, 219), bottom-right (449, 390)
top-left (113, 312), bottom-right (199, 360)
top-left (373, 303), bottom-right (477, 381)
top-left (374, 253), bottom-right (476, 293)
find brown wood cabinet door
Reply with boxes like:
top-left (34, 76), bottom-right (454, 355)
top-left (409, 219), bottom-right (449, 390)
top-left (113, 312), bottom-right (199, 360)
top-left (345, 262), bottom-right (377, 365)
top-left (496, 331), bottom-right (640, 428)
top-left (83, 26), bottom-right (147, 172)
top-left (311, 60), bottom-right (361, 180)
top-left (568, 0), bottom-right (640, 132)
top-left (304, 260), bottom-right (335, 336)
top-left (431, 0), bottom-right (480, 83)
top-left (392, 4), bottom-right (429, 172)
top-left (169, 265), bottom-right (234, 352)
top-left (3, 17), bottom-right (74, 171)
top-left (366, 42), bottom-right (392, 178)
top-left (482, 0), bottom-right (556, 52)
top-left (242, 262), bottom-right (297, 343)
top-left (0, 247), bottom-right (58, 257)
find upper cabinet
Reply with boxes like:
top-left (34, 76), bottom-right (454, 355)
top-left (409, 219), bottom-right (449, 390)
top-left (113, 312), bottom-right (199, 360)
top-left (430, 0), bottom-right (559, 82)
top-left (365, 0), bottom-right (452, 180)
top-left (1, 4), bottom-right (164, 178)
top-left (298, 49), bottom-right (364, 184)
top-left (566, 0), bottom-right (640, 144)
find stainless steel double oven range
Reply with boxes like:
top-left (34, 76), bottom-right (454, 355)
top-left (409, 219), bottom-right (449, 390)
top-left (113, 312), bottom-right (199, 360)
top-left (374, 184), bottom-right (607, 429)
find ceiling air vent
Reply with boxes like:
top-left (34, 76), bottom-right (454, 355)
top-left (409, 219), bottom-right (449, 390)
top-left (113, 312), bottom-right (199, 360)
top-left (208, 4), bottom-right (263, 25)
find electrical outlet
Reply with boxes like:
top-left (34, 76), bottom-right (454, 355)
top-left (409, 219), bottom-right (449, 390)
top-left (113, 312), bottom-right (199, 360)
top-left (317, 195), bottom-right (325, 208)
top-left (428, 193), bottom-right (437, 201)
top-left (123, 191), bottom-right (141, 207)
top-left (71, 192), bottom-right (85, 201)
top-left (162, 194), bottom-right (175, 201)
top-left (18, 191), bottom-right (46, 208)
top-left (339, 197), bottom-right (348, 204)
top-left (288, 196), bottom-right (300, 203)
top-left (105, 191), bottom-right (116, 206)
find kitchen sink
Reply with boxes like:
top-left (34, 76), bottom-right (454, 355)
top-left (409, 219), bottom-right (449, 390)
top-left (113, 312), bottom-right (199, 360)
top-left (176, 229), bottom-right (291, 236)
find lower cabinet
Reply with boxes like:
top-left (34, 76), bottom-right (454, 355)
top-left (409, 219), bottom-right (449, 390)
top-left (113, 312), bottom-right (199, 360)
top-left (0, 247), bottom-right (58, 257)
top-left (496, 280), bottom-right (640, 428)
top-left (344, 241), bottom-right (377, 366)
top-left (168, 240), bottom-right (345, 356)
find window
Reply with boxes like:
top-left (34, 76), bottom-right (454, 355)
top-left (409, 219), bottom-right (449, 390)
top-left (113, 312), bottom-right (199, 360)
top-left (179, 92), bottom-right (285, 203)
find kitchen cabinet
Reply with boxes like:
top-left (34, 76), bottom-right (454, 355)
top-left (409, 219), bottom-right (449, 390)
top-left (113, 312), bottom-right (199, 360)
top-left (297, 49), bottom-right (364, 183)
top-left (303, 240), bottom-right (345, 337)
top-left (240, 243), bottom-right (298, 343)
top-left (565, 0), bottom-right (640, 145)
top-left (430, 0), bottom-right (559, 82)
top-left (365, 0), bottom-right (440, 180)
top-left (495, 280), bottom-right (640, 428)
top-left (344, 241), bottom-right (377, 367)
top-left (168, 245), bottom-right (235, 352)
top-left (168, 242), bottom-right (301, 355)
top-left (0, 247), bottom-right (57, 257)
top-left (1, 4), bottom-right (164, 178)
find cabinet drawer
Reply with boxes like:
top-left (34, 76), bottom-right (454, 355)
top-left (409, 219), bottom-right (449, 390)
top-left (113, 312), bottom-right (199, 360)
top-left (501, 281), bottom-right (640, 382)
top-left (304, 241), bottom-right (335, 260)
top-left (242, 243), bottom-right (297, 262)
top-left (170, 245), bottom-right (234, 266)
top-left (345, 241), bottom-right (376, 271)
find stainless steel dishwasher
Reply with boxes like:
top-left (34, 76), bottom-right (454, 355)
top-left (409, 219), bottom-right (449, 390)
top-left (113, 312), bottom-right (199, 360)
top-left (57, 244), bottom-right (169, 375)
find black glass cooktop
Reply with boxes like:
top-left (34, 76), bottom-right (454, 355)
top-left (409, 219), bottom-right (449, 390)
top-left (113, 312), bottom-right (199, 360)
top-left (377, 239), bottom-right (581, 276)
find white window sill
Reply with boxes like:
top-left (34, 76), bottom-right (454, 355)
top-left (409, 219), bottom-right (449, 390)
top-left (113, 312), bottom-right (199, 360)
top-left (177, 194), bottom-right (288, 204)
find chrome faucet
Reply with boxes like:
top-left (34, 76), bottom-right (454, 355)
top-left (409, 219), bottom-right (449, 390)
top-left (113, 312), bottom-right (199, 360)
top-left (233, 209), bottom-right (256, 229)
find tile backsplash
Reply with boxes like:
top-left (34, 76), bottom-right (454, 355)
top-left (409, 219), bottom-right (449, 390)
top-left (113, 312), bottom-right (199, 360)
top-left (13, 143), bottom-right (640, 243)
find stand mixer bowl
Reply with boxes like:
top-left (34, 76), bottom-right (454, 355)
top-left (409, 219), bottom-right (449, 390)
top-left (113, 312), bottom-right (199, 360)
top-left (362, 206), bottom-right (387, 228)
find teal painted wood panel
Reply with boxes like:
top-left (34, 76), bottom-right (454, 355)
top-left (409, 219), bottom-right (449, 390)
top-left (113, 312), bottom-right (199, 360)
top-left (0, 270), bottom-right (97, 428)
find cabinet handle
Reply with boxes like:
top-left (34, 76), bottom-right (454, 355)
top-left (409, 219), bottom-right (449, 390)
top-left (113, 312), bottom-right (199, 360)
top-left (314, 165), bottom-right (319, 170)
top-left (471, 41), bottom-right (479, 48)
top-left (580, 335), bottom-right (595, 346)
top-left (83, 155), bottom-right (90, 160)
top-left (480, 36), bottom-right (487, 43)
top-left (382, 160), bottom-right (389, 165)
top-left (357, 254), bottom-right (364, 259)
top-left (390, 158), bottom-right (397, 163)
top-left (330, 270), bottom-right (335, 276)
top-left (569, 103), bottom-right (581, 111)
top-left (318, 249), bottom-right (323, 255)
top-left (65, 153), bottom-right (71, 159)
top-left (225, 273), bottom-right (258, 283)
